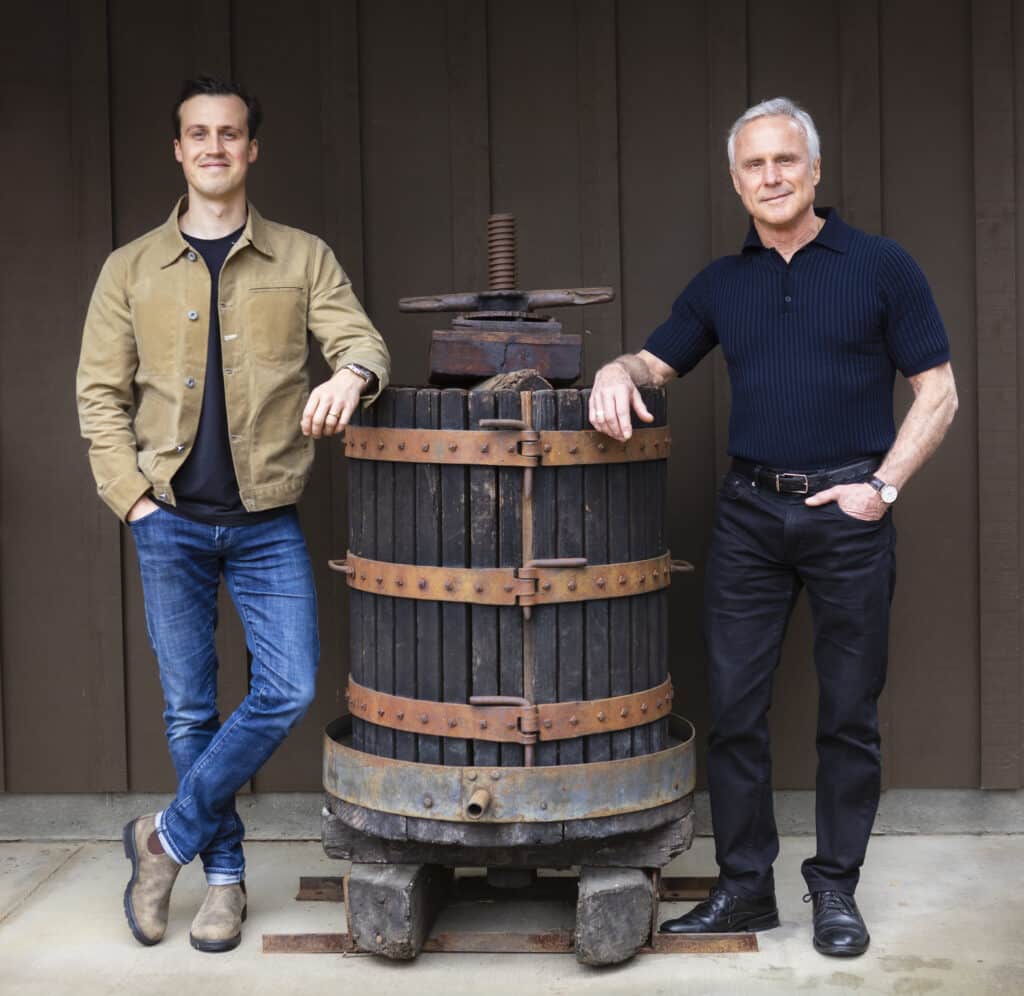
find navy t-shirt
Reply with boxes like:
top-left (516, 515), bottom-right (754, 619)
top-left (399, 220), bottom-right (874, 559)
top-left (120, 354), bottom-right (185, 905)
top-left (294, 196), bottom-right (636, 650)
top-left (643, 209), bottom-right (951, 470)
top-left (163, 226), bottom-right (288, 525)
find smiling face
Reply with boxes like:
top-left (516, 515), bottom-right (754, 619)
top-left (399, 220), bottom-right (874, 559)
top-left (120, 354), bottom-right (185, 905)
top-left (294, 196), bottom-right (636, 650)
top-left (730, 115), bottom-right (820, 233)
top-left (173, 94), bottom-right (258, 202)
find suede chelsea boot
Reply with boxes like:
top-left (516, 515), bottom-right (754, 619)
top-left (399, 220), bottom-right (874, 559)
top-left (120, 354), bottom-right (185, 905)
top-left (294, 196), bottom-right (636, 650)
top-left (190, 882), bottom-right (248, 953)
top-left (122, 814), bottom-right (182, 945)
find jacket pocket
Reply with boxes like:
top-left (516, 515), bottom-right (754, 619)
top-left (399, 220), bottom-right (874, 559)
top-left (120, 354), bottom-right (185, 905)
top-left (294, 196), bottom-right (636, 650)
top-left (244, 286), bottom-right (308, 363)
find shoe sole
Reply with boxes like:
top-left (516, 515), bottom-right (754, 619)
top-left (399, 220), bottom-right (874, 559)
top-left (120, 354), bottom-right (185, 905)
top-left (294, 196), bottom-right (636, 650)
top-left (189, 905), bottom-right (247, 953)
top-left (122, 820), bottom-right (160, 947)
top-left (813, 936), bottom-right (869, 957)
top-left (660, 910), bottom-right (781, 934)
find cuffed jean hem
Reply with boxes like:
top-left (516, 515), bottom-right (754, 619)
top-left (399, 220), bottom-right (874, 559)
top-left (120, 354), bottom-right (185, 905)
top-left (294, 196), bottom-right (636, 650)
top-left (154, 809), bottom-right (188, 866)
top-left (206, 871), bottom-right (245, 886)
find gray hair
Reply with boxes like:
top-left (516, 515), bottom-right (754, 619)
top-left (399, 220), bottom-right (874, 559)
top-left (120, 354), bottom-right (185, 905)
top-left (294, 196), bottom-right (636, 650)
top-left (727, 97), bottom-right (821, 169)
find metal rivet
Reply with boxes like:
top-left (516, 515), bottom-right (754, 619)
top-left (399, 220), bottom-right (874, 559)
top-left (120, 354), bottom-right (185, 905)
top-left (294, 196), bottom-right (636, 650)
top-left (423, 796), bottom-right (433, 808)
top-left (481, 444), bottom-right (490, 454)
top-left (640, 443), bottom-right (646, 452)
top-left (569, 445), bottom-right (578, 455)
top-left (567, 580), bottom-right (577, 591)
top-left (420, 714), bottom-right (429, 724)
top-left (396, 578), bottom-right (404, 587)
top-left (639, 574), bottom-right (646, 583)
top-left (479, 720), bottom-right (487, 730)
top-left (596, 578), bottom-right (606, 588)
top-left (467, 771), bottom-right (478, 780)
top-left (422, 443), bottom-right (430, 452)
top-left (490, 771), bottom-right (500, 781)
top-left (507, 444), bottom-right (515, 453)
top-left (445, 580), bottom-right (454, 592)
top-left (377, 707), bottom-right (385, 717)
top-left (375, 576), bottom-right (384, 585)
top-left (543, 719), bottom-right (552, 729)
top-left (569, 715), bottom-right (578, 726)
top-left (360, 574), bottom-right (367, 581)
top-left (540, 801), bottom-right (548, 810)
top-left (543, 443), bottom-right (552, 453)
top-left (618, 575), bottom-right (627, 585)
top-left (597, 711), bottom-right (606, 722)
top-left (541, 581), bottom-right (551, 591)
top-left (620, 707), bottom-right (628, 718)
top-left (653, 570), bottom-right (660, 579)
top-left (656, 701), bottom-right (663, 710)
top-left (398, 442), bottom-right (406, 451)
top-left (418, 579), bottom-right (427, 590)
top-left (475, 584), bottom-right (484, 593)
top-left (448, 443), bottom-right (458, 452)
top-left (396, 711), bottom-right (405, 720)
top-left (360, 441), bottom-right (367, 450)
top-left (448, 718), bottom-right (458, 728)
top-left (507, 721), bottom-right (515, 729)
top-left (360, 703), bottom-right (367, 712)
top-left (503, 584), bottom-right (514, 593)
top-left (597, 442), bottom-right (606, 452)
top-left (377, 440), bottom-right (385, 450)
top-left (641, 703), bottom-right (648, 713)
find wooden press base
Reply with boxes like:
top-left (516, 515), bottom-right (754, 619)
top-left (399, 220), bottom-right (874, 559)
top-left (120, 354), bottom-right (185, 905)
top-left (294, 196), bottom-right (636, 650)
top-left (262, 871), bottom-right (759, 964)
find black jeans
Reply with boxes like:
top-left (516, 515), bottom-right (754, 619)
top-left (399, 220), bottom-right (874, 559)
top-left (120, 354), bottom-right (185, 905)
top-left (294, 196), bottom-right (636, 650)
top-left (704, 467), bottom-right (896, 898)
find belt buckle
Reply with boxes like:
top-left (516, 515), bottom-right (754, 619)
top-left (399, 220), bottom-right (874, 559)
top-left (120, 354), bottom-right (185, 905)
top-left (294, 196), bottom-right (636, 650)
top-left (775, 472), bottom-right (809, 495)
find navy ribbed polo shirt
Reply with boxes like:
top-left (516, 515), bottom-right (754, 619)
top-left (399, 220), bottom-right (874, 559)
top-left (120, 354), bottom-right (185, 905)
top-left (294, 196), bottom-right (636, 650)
top-left (644, 208), bottom-right (951, 470)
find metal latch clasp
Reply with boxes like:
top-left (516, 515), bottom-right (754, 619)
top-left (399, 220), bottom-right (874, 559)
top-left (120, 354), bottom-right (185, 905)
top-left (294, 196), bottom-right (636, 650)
top-left (468, 695), bottom-right (538, 766)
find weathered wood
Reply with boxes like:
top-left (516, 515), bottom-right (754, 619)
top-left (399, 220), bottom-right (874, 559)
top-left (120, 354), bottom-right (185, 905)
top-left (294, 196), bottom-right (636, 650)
top-left (374, 390), bottom-right (396, 759)
top-left (607, 455), bottom-right (632, 760)
top-left (469, 391), bottom-right (499, 768)
top-left (441, 390), bottom-right (470, 765)
top-left (531, 391), bottom-right (559, 767)
top-left (629, 403), bottom-right (651, 757)
top-left (648, 388), bottom-right (668, 752)
top-left (429, 330), bottom-right (582, 386)
top-left (472, 369), bottom-right (552, 392)
top-left (415, 390), bottom-right (443, 764)
top-left (359, 400), bottom-right (378, 757)
top-left (345, 862), bottom-right (453, 960)
top-left (497, 389), bottom-right (525, 767)
top-left (347, 403), bottom-right (365, 753)
top-left (556, 389), bottom-right (585, 764)
top-left (323, 804), bottom-right (694, 869)
top-left (392, 388), bottom-right (418, 762)
top-left (575, 867), bottom-right (655, 966)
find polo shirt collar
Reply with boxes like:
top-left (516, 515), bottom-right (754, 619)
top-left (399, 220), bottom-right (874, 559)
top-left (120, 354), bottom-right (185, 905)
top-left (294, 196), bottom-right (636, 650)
top-left (156, 195), bottom-right (275, 267)
top-left (741, 206), bottom-right (851, 254)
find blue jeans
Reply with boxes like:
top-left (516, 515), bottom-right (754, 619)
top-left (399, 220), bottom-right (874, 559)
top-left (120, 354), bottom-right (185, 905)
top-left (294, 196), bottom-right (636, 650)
top-left (130, 506), bottom-right (319, 884)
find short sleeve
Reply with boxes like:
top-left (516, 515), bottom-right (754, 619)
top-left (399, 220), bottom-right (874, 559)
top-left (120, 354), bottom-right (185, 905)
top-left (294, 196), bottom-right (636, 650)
top-left (878, 240), bottom-right (951, 376)
top-left (643, 264), bottom-right (719, 375)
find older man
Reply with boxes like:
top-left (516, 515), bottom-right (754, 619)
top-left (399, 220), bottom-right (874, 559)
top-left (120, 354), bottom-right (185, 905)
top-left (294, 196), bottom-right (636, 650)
top-left (77, 77), bottom-right (390, 952)
top-left (589, 97), bottom-right (956, 956)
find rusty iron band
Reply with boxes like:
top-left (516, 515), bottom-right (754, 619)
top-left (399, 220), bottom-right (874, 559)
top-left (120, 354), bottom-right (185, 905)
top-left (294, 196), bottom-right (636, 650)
top-left (323, 716), bottom-right (695, 823)
top-left (342, 425), bottom-right (671, 467)
top-left (345, 675), bottom-right (674, 743)
top-left (329, 551), bottom-right (687, 607)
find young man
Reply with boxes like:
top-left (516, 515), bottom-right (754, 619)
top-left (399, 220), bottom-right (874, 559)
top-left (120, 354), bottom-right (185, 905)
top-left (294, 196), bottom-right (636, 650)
top-left (76, 77), bottom-right (390, 952)
top-left (589, 97), bottom-right (957, 957)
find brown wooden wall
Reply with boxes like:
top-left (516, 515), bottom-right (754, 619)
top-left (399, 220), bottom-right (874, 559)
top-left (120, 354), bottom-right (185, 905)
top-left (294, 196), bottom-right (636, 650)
top-left (1, 0), bottom-right (1020, 793)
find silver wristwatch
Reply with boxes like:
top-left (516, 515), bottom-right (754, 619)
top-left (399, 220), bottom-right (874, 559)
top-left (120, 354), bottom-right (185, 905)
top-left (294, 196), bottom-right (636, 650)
top-left (344, 363), bottom-right (377, 388)
top-left (869, 477), bottom-right (899, 505)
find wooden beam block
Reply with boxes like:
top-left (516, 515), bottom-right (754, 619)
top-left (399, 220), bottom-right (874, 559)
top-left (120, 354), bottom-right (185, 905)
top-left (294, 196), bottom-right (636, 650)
top-left (574, 866), bottom-right (655, 966)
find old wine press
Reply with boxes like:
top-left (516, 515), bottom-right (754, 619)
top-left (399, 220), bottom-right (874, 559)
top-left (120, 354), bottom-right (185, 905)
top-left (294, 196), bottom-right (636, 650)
top-left (321, 215), bottom-right (696, 965)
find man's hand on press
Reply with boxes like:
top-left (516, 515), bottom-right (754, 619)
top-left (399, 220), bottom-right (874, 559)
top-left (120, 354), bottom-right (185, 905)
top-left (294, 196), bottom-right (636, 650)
top-left (588, 360), bottom-right (654, 441)
top-left (804, 483), bottom-right (887, 521)
top-left (301, 367), bottom-right (366, 439)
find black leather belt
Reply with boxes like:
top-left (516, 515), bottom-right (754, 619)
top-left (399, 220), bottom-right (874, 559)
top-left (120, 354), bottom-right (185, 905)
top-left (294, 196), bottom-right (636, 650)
top-left (730, 458), bottom-right (880, 496)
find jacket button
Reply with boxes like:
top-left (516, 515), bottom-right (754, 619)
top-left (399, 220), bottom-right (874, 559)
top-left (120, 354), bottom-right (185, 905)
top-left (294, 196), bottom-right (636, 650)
top-left (158, 492), bottom-right (168, 500)
top-left (224, 368), bottom-right (233, 376)
top-left (187, 310), bottom-right (199, 321)
top-left (186, 251), bottom-right (197, 262)
top-left (176, 444), bottom-right (185, 453)
top-left (185, 377), bottom-right (196, 388)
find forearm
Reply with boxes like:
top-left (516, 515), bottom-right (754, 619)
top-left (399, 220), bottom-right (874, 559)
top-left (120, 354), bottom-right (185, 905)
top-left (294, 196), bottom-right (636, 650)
top-left (876, 363), bottom-right (958, 489)
top-left (599, 349), bottom-right (675, 389)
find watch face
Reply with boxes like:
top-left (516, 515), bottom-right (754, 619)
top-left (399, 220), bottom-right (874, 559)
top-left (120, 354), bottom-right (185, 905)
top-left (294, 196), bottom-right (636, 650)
top-left (880, 484), bottom-right (898, 504)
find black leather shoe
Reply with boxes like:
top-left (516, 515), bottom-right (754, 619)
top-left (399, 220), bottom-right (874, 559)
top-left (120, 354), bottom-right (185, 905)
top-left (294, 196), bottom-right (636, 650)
top-left (806, 890), bottom-right (870, 956)
top-left (659, 885), bottom-right (779, 934)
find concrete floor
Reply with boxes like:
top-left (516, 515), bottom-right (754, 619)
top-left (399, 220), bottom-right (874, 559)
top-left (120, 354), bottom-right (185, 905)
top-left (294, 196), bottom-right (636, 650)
top-left (1, 834), bottom-right (1021, 995)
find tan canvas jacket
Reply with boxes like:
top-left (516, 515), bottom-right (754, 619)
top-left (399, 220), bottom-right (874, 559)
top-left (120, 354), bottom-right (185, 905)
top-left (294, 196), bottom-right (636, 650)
top-left (77, 198), bottom-right (391, 521)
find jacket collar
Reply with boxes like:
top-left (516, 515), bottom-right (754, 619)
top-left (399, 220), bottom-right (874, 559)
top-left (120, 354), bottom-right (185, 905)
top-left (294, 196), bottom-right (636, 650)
top-left (741, 206), bottom-right (851, 254)
top-left (156, 195), bottom-right (275, 267)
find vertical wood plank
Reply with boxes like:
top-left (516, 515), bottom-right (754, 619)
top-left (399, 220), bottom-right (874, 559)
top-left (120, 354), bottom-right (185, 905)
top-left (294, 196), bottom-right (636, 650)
top-left (628, 410), bottom-right (651, 757)
top-left (556, 391), bottom-right (585, 764)
top-left (441, 390), bottom-right (470, 765)
top-left (577, 0), bottom-right (623, 376)
top-left (415, 390), bottom-right (443, 764)
top-left (497, 390), bottom-right (525, 766)
top-left (360, 399), bottom-right (378, 757)
top-left (582, 388), bottom-right (612, 763)
top-left (648, 389), bottom-right (668, 753)
top-left (607, 456), bottom-right (632, 760)
top-left (347, 404), bottom-right (365, 753)
top-left (469, 391), bottom-right (499, 768)
top-left (974, 0), bottom-right (1020, 788)
top-left (374, 391), bottom-right (396, 759)
top-left (393, 389), bottom-right (419, 762)
top-left (446, 0), bottom-right (490, 290)
top-left (1015, 0), bottom-right (1024, 788)
top-left (531, 391), bottom-right (559, 766)
top-left (707, 0), bottom-right (748, 481)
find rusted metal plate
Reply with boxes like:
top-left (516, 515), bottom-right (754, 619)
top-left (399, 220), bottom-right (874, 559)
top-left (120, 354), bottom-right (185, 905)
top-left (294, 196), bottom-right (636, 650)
top-left (342, 425), bottom-right (671, 467)
top-left (262, 933), bottom-right (355, 954)
top-left (331, 551), bottom-right (674, 607)
top-left (346, 675), bottom-right (673, 742)
top-left (430, 331), bottom-right (582, 386)
top-left (398, 287), bottom-right (615, 312)
top-left (322, 718), bottom-right (695, 823)
top-left (295, 876), bottom-right (344, 902)
top-left (645, 933), bottom-right (759, 954)
top-left (423, 931), bottom-right (575, 953)
top-left (658, 876), bottom-right (718, 901)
